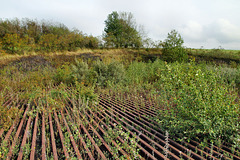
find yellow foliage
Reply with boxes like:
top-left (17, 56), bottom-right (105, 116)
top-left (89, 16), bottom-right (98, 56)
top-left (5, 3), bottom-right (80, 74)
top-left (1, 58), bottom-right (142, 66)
top-left (0, 105), bottom-right (20, 131)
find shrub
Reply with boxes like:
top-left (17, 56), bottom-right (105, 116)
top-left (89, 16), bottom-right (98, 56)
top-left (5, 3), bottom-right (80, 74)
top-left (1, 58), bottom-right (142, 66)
top-left (0, 18), bottom-right (100, 54)
top-left (153, 62), bottom-right (240, 144)
top-left (71, 59), bottom-right (96, 86)
top-left (0, 105), bottom-right (20, 131)
top-left (38, 34), bottom-right (59, 52)
top-left (74, 81), bottom-right (97, 102)
top-left (126, 59), bottom-right (165, 85)
top-left (93, 60), bottom-right (125, 87)
top-left (2, 33), bottom-right (27, 54)
top-left (53, 64), bottom-right (74, 85)
top-left (162, 30), bottom-right (188, 62)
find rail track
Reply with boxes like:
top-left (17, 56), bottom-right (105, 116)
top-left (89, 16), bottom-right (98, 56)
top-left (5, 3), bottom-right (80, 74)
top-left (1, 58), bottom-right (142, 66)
top-left (0, 93), bottom-right (240, 160)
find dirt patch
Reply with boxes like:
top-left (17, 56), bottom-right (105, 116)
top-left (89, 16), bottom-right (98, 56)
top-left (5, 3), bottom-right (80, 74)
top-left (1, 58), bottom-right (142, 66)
top-left (8, 56), bottom-right (52, 72)
top-left (48, 52), bottom-right (101, 67)
top-left (7, 53), bottom-right (101, 70)
top-left (79, 52), bottom-right (101, 60)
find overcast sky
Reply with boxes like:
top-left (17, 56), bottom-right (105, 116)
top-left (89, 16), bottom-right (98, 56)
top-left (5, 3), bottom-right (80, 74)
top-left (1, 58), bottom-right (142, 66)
top-left (2, 0), bottom-right (240, 49)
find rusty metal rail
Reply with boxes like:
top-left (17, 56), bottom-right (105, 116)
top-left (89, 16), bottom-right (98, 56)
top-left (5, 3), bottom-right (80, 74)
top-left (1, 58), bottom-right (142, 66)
top-left (0, 94), bottom-right (239, 160)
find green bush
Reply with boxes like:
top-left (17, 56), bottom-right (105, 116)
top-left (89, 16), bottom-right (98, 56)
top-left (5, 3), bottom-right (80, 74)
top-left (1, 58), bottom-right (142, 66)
top-left (74, 81), bottom-right (97, 102)
top-left (153, 62), bottom-right (240, 144)
top-left (118, 59), bottom-right (240, 144)
top-left (93, 60), bottom-right (125, 87)
top-left (71, 59), bottom-right (90, 83)
top-left (2, 33), bottom-right (28, 54)
top-left (162, 30), bottom-right (188, 62)
top-left (126, 59), bottom-right (165, 85)
top-left (53, 64), bottom-right (74, 85)
top-left (218, 66), bottom-right (240, 86)
top-left (0, 104), bottom-right (20, 131)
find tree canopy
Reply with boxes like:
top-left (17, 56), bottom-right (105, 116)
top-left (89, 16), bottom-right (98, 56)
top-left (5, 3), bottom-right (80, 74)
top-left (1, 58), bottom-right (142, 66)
top-left (0, 14), bottom-right (189, 55)
top-left (162, 29), bottom-right (188, 62)
top-left (0, 18), bottom-right (99, 54)
top-left (103, 11), bottom-right (142, 48)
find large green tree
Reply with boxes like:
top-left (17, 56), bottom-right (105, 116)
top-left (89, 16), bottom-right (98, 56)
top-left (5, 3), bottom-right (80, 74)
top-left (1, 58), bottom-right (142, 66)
top-left (103, 11), bottom-right (142, 48)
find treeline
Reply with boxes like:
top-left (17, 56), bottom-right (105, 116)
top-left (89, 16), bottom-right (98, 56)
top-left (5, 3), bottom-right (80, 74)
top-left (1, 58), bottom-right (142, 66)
top-left (0, 18), bottom-right (99, 54)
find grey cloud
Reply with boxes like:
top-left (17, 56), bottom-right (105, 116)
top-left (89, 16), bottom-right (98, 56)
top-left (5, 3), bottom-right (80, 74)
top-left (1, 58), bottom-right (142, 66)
top-left (177, 19), bottom-right (240, 49)
top-left (1, 0), bottom-right (240, 49)
top-left (205, 19), bottom-right (240, 43)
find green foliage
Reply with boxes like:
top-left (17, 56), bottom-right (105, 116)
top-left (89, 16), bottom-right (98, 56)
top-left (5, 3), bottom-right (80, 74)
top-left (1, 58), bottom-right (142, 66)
top-left (162, 30), bottom-right (188, 62)
top-left (74, 81), bottom-right (97, 102)
top-left (39, 33), bottom-right (59, 52)
top-left (114, 59), bottom-right (240, 144)
top-left (126, 60), bottom-right (164, 85)
top-left (0, 18), bottom-right (99, 54)
top-left (104, 124), bottom-right (141, 159)
top-left (71, 59), bottom-right (95, 86)
top-left (2, 33), bottom-right (28, 54)
top-left (0, 105), bottom-right (20, 131)
top-left (215, 65), bottom-right (240, 85)
top-left (54, 64), bottom-right (74, 85)
top-left (207, 65), bottom-right (240, 89)
top-left (0, 41), bottom-right (3, 53)
top-left (93, 60), bottom-right (125, 87)
top-left (70, 59), bottom-right (126, 87)
top-left (103, 11), bottom-right (142, 48)
top-left (152, 62), bottom-right (239, 144)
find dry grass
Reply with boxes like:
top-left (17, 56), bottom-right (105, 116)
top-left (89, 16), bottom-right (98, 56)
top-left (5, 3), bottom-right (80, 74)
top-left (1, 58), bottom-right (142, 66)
top-left (0, 49), bottom-right (141, 68)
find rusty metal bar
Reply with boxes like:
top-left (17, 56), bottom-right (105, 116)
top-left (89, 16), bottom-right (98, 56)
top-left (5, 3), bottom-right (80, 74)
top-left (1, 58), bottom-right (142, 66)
top-left (221, 143), bottom-right (240, 158)
top-left (2, 89), bottom-right (239, 160)
top-left (101, 96), bottom-right (240, 160)
top-left (99, 98), bottom-right (208, 160)
top-left (115, 96), bottom-right (239, 159)
top-left (17, 115), bottom-right (32, 160)
top-left (1, 104), bottom-right (25, 143)
top-left (41, 112), bottom-right (46, 160)
top-left (99, 102), bottom-right (188, 160)
top-left (102, 97), bottom-right (221, 159)
top-left (53, 111), bottom-right (70, 159)
top-left (63, 107), bottom-right (96, 160)
top-left (49, 112), bottom-right (58, 160)
top-left (78, 111), bottom-right (118, 158)
top-left (30, 112), bottom-right (38, 160)
top-left (104, 98), bottom-right (203, 159)
top-left (97, 100), bottom-right (168, 159)
top-left (110, 97), bottom-right (234, 160)
top-left (102, 95), bottom-right (158, 117)
top-left (60, 110), bottom-right (82, 160)
top-left (62, 95), bottom-right (107, 160)
top-left (65, 94), bottom-right (132, 158)
top-left (95, 104), bottom-right (162, 160)
top-left (2, 95), bottom-right (15, 107)
top-left (80, 123), bottom-right (107, 160)
top-left (0, 99), bottom-right (25, 140)
top-left (7, 104), bottom-right (29, 160)
top-left (84, 109), bottom-right (131, 158)
top-left (89, 107), bottom-right (157, 160)
top-left (190, 139), bottom-right (239, 160)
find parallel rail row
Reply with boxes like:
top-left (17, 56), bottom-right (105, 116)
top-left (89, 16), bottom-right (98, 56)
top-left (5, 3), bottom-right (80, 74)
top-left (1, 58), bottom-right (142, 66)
top-left (0, 93), bottom-right (239, 159)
